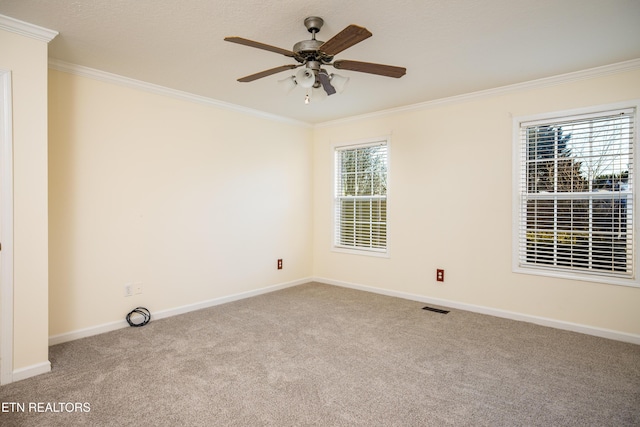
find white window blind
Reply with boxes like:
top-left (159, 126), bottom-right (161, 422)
top-left (516, 107), bottom-right (636, 282)
top-left (335, 141), bottom-right (388, 253)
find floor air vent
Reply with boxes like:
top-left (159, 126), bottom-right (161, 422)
top-left (422, 306), bottom-right (450, 314)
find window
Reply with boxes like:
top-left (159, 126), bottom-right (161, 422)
top-left (334, 139), bottom-right (388, 255)
top-left (513, 103), bottom-right (638, 286)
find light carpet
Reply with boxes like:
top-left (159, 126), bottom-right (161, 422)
top-left (1, 282), bottom-right (639, 426)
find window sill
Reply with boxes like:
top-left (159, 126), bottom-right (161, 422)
top-left (332, 246), bottom-right (390, 258)
top-left (513, 264), bottom-right (640, 288)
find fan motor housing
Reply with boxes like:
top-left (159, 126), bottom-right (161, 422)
top-left (292, 39), bottom-right (333, 63)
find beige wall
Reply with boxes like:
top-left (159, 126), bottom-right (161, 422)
top-left (0, 29), bottom-right (50, 370)
top-left (312, 69), bottom-right (640, 336)
top-left (48, 69), bottom-right (313, 336)
top-left (49, 65), bottom-right (640, 343)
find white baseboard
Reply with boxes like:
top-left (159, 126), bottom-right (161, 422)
top-left (49, 276), bottom-right (639, 347)
top-left (150, 278), bottom-right (310, 321)
top-left (48, 318), bottom-right (129, 346)
top-left (49, 278), bottom-right (310, 346)
top-left (315, 277), bottom-right (640, 345)
top-left (12, 361), bottom-right (51, 382)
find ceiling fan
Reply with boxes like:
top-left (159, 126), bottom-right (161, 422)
top-left (224, 16), bottom-right (406, 101)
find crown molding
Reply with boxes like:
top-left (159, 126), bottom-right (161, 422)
top-left (47, 56), bottom-right (640, 129)
top-left (316, 58), bottom-right (640, 128)
top-left (0, 14), bottom-right (58, 43)
top-left (48, 59), bottom-right (311, 128)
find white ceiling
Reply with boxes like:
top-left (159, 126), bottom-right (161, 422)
top-left (1, 0), bottom-right (639, 124)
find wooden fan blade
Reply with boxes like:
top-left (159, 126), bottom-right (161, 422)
top-left (318, 25), bottom-right (372, 56)
top-left (318, 71), bottom-right (336, 95)
top-left (333, 60), bottom-right (406, 78)
top-left (224, 36), bottom-right (296, 58)
top-left (237, 64), bottom-right (298, 82)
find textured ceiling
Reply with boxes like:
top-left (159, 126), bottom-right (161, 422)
top-left (1, 0), bottom-right (639, 124)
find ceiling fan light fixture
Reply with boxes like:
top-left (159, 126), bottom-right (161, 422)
top-left (313, 85), bottom-right (328, 102)
top-left (330, 73), bottom-right (349, 93)
top-left (277, 75), bottom-right (297, 93)
top-left (296, 67), bottom-right (317, 88)
top-left (303, 86), bottom-right (329, 105)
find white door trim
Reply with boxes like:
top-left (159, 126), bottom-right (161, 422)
top-left (0, 69), bottom-right (14, 385)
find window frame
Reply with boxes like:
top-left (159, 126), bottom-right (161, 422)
top-left (332, 137), bottom-right (390, 258)
top-left (512, 101), bottom-right (640, 288)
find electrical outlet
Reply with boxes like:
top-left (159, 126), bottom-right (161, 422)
top-left (436, 269), bottom-right (445, 282)
top-left (124, 284), bottom-right (133, 297)
top-left (134, 282), bottom-right (143, 295)
top-left (277, 259), bottom-right (283, 270)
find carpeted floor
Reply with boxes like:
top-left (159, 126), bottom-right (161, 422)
top-left (1, 282), bottom-right (639, 426)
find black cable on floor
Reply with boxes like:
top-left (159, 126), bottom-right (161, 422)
top-left (126, 307), bottom-right (151, 327)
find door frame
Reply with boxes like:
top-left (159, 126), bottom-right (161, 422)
top-left (0, 69), bottom-right (14, 385)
